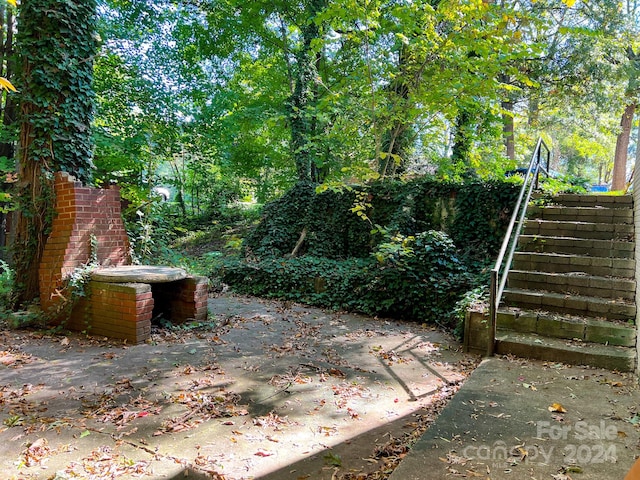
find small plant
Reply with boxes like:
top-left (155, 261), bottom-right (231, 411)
top-left (0, 259), bottom-right (15, 313)
top-left (540, 175), bottom-right (588, 195)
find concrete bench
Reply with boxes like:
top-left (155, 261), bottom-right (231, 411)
top-left (69, 266), bottom-right (209, 344)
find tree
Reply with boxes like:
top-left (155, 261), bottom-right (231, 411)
top-left (611, 47), bottom-right (639, 190)
top-left (13, 0), bottom-right (97, 304)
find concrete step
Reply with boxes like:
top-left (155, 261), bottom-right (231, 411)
top-left (496, 309), bottom-right (636, 346)
top-left (524, 219), bottom-right (634, 241)
top-left (502, 288), bottom-right (636, 321)
top-left (518, 235), bottom-right (635, 258)
top-left (527, 205), bottom-right (633, 224)
top-left (495, 332), bottom-right (636, 371)
top-left (507, 270), bottom-right (636, 300)
top-left (512, 252), bottom-right (635, 278)
top-left (549, 194), bottom-right (633, 209)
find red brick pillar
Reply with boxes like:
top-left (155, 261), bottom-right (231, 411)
top-left (39, 172), bottom-right (130, 313)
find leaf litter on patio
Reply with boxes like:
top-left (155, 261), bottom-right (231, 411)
top-left (0, 294), bottom-right (479, 479)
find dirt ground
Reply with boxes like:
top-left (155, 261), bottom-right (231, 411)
top-left (0, 294), bottom-right (479, 479)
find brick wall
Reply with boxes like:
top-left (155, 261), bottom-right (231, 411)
top-left (68, 282), bottom-right (153, 342)
top-left (39, 172), bottom-right (130, 311)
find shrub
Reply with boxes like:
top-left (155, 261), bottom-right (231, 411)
top-left (217, 230), bottom-right (472, 327)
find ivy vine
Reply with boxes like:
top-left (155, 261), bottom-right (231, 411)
top-left (17, 0), bottom-right (97, 182)
top-left (12, 0), bottom-right (97, 304)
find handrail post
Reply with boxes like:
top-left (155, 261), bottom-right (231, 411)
top-left (488, 268), bottom-right (497, 356)
top-left (545, 144), bottom-right (551, 176)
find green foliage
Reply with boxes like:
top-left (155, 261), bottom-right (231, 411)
top-left (125, 200), bottom-right (181, 265)
top-left (449, 181), bottom-right (522, 261)
top-left (17, 0), bottom-right (97, 182)
top-left (218, 230), bottom-right (470, 326)
top-left (245, 178), bottom-right (520, 264)
top-left (0, 259), bottom-right (15, 313)
top-left (215, 179), bottom-right (521, 327)
top-left (539, 175), bottom-right (589, 195)
top-left (365, 231), bottom-right (472, 324)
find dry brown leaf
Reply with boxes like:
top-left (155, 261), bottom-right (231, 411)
top-left (23, 438), bottom-right (51, 466)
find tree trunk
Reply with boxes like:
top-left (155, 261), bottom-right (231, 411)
top-left (290, 0), bottom-right (326, 183)
top-left (13, 0), bottom-right (97, 305)
top-left (611, 102), bottom-right (636, 191)
top-left (13, 143), bottom-right (52, 303)
top-left (451, 108), bottom-right (474, 167)
top-left (502, 99), bottom-right (515, 161)
top-left (499, 74), bottom-right (515, 162)
top-left (380, 44), bottom-right (412, 178)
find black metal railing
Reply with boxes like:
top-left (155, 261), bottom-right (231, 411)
top-left (487, 138), bottom-right (551, 356)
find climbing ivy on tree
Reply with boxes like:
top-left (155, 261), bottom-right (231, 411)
top-left (13, 0), bottom-right (97, 304)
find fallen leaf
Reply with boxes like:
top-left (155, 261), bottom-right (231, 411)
top-left (548, 403), bottom-right (567, 413)
top-left (23, 438), bottom-right (51, 466)
top-left (324, 452), bottom-right (342, 466)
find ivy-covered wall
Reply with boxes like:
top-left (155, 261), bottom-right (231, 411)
top-left (245, 178), bottom-right (520, 262)
top-left (221, 179), bottom-right (519, 327)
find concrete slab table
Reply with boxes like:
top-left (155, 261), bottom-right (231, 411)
top-left (91, 265), bottom-right (188, 283)
top-left (77, 266), bottom-right (209, 343)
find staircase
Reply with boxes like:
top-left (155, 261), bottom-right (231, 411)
top-left (495, 194), bottom-right (638, 371)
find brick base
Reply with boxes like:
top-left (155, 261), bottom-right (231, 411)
top-left (152, 276), bottom-right (209, 324)
top-left (66, 275), bottom-right (209, 344)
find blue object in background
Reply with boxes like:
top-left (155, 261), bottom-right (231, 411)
top-left (590, 185), bottom-right (609, 192)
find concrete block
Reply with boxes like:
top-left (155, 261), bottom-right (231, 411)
top-left (536, 315), bottom-right (585, 339)
top-left (584, 319), bottom-right (637, 347)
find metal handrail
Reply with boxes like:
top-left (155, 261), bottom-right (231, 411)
top-left (487, 138), bottom-right (551, 356)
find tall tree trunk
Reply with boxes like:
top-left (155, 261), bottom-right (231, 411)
top-left (451, 108), bottom-right (474, 167)
top-left (499, 74), bottom-right (515, 161)
top-left (380, 45), bottom-right (412, 178)
top-left (290, 0), bottom-right (326, 183)
top-left (611, 102), bottom-right (636, 191)
top-left (502, 99), bottom-right (515, 161)
top-left (13, 0), bottom-right (97, 305)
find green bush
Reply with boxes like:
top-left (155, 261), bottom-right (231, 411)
top-left (217, 230), bottom-right (471, 326)
top-left (210, 178), bottom-right (520, 330)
